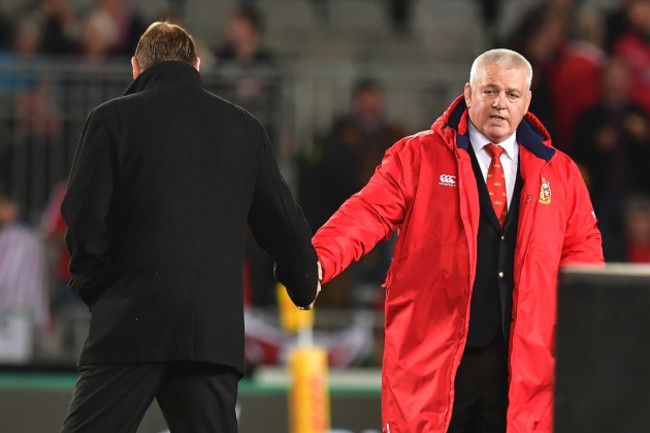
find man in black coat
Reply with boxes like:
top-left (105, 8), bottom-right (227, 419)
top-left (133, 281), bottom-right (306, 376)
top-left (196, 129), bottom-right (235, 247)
top-left (60, 21), bottom-right (319, 433)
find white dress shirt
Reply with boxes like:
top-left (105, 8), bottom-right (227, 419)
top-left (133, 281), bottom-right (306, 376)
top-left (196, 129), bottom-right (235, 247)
top-left (467, 121), bottom-right (519, 210)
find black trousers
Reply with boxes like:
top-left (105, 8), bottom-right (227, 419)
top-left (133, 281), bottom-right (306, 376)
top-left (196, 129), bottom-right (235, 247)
top-left (447, 336), bottom-right (509, 433)
top-left (60, 362), bottom-right (239, 433)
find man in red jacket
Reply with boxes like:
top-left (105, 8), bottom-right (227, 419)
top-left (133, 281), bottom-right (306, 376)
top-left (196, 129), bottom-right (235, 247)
top-left (313, 49), bottom-right (604, 433)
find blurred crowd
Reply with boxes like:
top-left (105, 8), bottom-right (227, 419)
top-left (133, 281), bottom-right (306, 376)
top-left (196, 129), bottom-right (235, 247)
top-left (0, 0), bottom-right (146, 62)
top-left (1, 0), bottom-right (650, 367)
top-left (500, 0), bottom-right (650, 262)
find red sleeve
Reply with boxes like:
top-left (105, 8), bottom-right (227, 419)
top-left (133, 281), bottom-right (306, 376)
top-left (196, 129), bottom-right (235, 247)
top-left (313, 136), bottom-right (420, 283)
top-left (560, 157), bottom-right (605, 266)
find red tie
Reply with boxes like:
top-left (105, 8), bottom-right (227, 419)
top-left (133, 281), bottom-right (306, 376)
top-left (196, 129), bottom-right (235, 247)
top-left (485, 144), bottom-right (508, 228)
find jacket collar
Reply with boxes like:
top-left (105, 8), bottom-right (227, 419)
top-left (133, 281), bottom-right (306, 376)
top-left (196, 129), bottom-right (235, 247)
top-left (124, 61), bottom-right (201, 96)
top-left (438, 95), bottom-right (556, 163)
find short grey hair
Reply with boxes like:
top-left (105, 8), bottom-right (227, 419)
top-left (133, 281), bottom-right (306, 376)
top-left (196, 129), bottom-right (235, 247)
top-left (469, 48), bottom-right (533, 90)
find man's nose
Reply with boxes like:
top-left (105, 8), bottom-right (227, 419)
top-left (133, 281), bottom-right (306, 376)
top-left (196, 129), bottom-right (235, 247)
top-left (493, 92), bottom-right (506, 108)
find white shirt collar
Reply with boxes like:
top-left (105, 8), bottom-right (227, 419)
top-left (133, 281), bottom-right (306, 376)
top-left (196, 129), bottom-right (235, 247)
top-left (467, 121), bottom-right (518, 161)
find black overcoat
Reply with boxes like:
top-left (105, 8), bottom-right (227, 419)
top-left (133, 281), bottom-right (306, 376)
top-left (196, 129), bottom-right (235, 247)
top-left (61, 61), bottom-right (318, 373)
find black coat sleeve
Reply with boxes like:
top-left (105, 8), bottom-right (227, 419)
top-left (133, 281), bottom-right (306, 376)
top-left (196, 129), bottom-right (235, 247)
top-left (247, 119), bottom-right (318, 308)
top-left (61, 109), bottom-right (115, 305)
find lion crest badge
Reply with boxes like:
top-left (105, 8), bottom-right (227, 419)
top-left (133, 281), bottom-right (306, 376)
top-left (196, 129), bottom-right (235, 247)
top-left (539, 178), bottom-right (551, 204)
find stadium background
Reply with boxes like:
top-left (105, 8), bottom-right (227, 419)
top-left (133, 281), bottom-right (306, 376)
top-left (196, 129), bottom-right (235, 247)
top-left (1, 0), bottom-right (649, 431)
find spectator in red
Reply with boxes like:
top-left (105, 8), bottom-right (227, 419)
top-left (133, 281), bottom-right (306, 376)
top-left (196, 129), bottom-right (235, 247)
top-left (547, 8), bottom-right (606, 153)
top-left (612, 0), bottom-right (650, 116)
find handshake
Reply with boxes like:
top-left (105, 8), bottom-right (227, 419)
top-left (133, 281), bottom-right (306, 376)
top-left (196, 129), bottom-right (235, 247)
top-left (299, 261), bottom-right (323, 311)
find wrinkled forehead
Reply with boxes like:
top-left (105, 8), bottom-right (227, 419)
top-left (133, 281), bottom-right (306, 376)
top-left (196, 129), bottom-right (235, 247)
top-left (472, 65), bottom-right (530, 92)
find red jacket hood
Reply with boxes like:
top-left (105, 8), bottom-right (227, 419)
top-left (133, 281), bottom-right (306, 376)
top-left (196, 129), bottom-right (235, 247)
top-left (432, 95), bottom-right (555, 162)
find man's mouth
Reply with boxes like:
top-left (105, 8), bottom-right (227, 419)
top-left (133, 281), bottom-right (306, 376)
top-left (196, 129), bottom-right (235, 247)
top-left (490, 115), bottom-right (506, 122)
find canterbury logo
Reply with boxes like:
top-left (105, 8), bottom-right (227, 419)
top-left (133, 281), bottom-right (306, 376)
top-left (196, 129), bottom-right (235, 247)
top-left (439, 174), bottom-right (457, 187)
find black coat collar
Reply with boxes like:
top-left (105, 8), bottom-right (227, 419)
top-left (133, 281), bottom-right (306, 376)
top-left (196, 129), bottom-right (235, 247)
top-left (124, 61), bottom-right (201, 96)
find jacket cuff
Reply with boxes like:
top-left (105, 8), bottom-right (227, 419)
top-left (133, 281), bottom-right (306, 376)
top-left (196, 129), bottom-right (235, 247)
top-left (318, 256), bottom-right (335, 285)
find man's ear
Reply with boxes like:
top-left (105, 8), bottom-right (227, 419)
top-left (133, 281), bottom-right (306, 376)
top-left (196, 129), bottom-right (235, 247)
top-left (194, 57), bottom-right (201, 72)
top-left (463, 82), bottom-right (472, 107)
top-left (131, 57), bottom-right (141, 80)
top-left (525, 90), bottom-right (532, 112)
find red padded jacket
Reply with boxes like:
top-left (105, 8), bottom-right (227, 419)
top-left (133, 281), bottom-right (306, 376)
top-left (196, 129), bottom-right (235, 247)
top-left (313, 96), bottom-right (604, 433)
